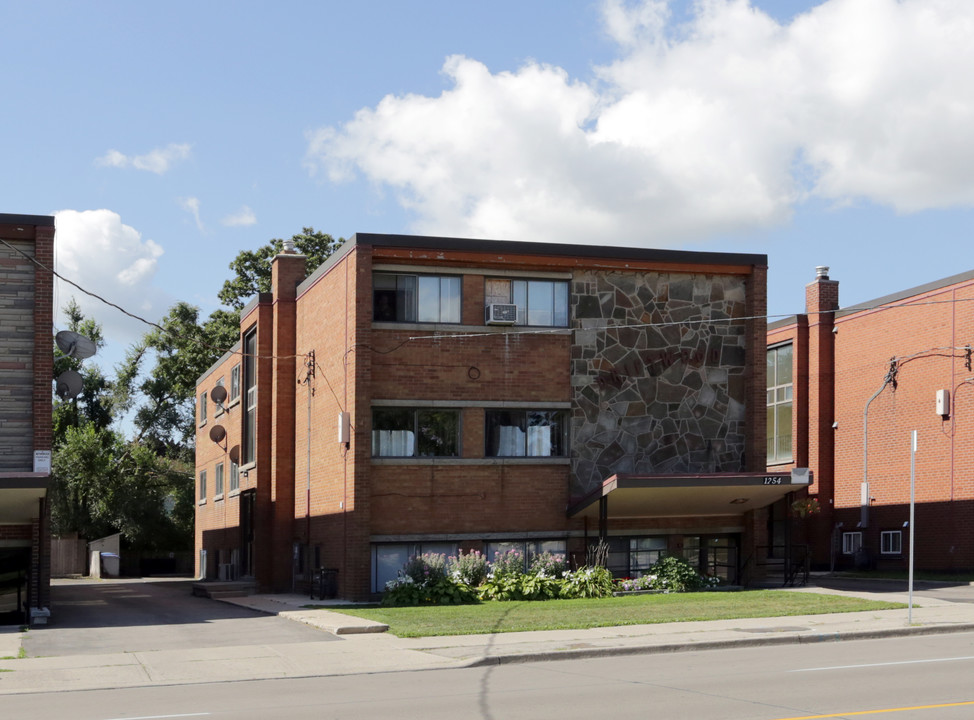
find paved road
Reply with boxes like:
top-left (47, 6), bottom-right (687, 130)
top-left (7, 630), bottom-right (974, 719)
top-left (24, 578), bottom-right (338, 657)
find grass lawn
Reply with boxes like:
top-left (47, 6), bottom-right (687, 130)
top-left (325, 590), bottom-right (905, 638)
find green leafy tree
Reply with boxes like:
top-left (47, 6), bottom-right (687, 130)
top-left (53, 299), bottom-right (113, 442)
top-left (217, 227), bottom-right (344, 310)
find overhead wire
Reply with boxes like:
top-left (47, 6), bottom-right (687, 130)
top-left (6, 233), bottom-right (974, 400)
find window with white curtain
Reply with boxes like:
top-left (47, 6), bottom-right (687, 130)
top-left (372, 407), bottom-right (460, 457)
top-left (485, 410), bottom-right (567, 457)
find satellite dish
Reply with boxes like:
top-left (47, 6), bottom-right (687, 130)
top-left (208, 424), bottom-right (227, 443)
top-left (55, 331), bottom-right (96, 360)
top-left (55, 370), bottom-right (84, 400)
top-left (210, 385), bottom-right (228, 404)
top-left (228, 445), bottom-right (240, 464)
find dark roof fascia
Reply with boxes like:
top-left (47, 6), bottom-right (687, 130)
top-left (0, 213), bottom-right (55, 227)
top-left (296, 237), bottom-right (358, 296)
top-left (836, 267), bottom-right (974, 320)
top-left (350, 232), bottom-right (767, 268)
top-left (196, 340), bottom-right (242, 387)
top-left (768, 315), bottom-right (801, 331)
top-left (297, 233), bottom-right (767, 298)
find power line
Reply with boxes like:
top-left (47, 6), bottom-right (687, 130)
top-left (5, 234), bottom-right (973, 365)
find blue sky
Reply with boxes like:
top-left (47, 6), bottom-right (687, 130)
top-left (4, 0), bottom-right (973, 373)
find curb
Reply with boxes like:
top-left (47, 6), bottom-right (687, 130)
top-left (462, 621), bottom-right (974, 667)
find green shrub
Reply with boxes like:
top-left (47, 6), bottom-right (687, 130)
top-left (382, 575), bottom-right (477, 606)
top-left (401, 553), bottom-right (449, 586)
top-left (528, 551), bottom-right (567, 578)
top-left (648, 555), bottom-right (706, 592)
top-left (450, 550), bottom-right (488, 587)
top-left (561, 565), bottom-right (614, 598)
top-left (490, 549), bottom-right (525, 578)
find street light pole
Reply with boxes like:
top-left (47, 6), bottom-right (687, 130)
top-left (908, 429), bottom-right (916, 625)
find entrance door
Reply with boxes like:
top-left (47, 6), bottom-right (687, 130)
top-left (683, 535), bottom-right (740, 584)
top-left (239, 489), bottom-right (256, 578)
top-left (0, 547), bottom-right (30, 626)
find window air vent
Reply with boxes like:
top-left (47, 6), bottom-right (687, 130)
top-left (486, 303), bottom-right (517, 325)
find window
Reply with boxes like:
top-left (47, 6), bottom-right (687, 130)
top-left (214, 378), bottom-right (225, 416)
top-left (373, 273), bottom-right (461, 323)
top-left (371, 541), bottom-right (460, 593)
top-left (198, 470), bottom-right (207, 503)
top-left (229, 363), bottom-right (241, 404)
top-left (485, 540), bottom-right (567, 571)
top-left (881, 530), bottom-right (902, 555)
top-left (242, 328), bottom-right (257, 466)
top-left (372, 408), bottom-right (459, 457)
top-left (842, 532), bottom-right (863, 555)
top-left (199, 391), bottom-right (208, 425)
top-left (607, 537), bottom-right (667, 577)
top-left (767, 344), bottom-right (793, 463)
top-left (485, 410), bottom-right (568, 457)
top-left (485, 278), bottom-right (569, 327)
top-left (229, 460), bottom-right (239, 493)
top-left (214, 462), bottom-right (224, 497)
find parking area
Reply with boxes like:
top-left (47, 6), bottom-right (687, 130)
top-left (22, 577), bottom-right (339, 658)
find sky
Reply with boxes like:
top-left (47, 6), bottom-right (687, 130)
top-left (4, 0), bottom-right (974, 375)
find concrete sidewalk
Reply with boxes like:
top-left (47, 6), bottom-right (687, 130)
top-left (2, 582), bottom-right (974, 695)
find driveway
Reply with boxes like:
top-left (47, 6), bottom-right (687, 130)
top-left (23, 577), bottom-right (338, 658)
top-left (810, 575), bottom-right (974, 604)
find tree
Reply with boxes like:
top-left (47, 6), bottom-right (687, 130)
top-left (53, 299), bottom-right (113, 443)
top-left (217, 227), bottom-right (344, 310)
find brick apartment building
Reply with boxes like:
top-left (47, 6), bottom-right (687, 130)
top-left (0, 214), bottom-right (54, 624)
top-left (768, 267), bottom-right (974, 574)
top-left (195, 234), bottom-right (808, 599)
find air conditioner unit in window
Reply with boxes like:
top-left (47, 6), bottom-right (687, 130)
top-left (486, 303), bottom-right (517, 325)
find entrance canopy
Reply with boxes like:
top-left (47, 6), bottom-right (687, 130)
top-left (567, 471), bottom-right (811, 520)
top-left (0, 473), bottom-right (49, 523)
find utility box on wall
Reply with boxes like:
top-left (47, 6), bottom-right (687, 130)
top-left (936, 389), bottom-right (950, 417)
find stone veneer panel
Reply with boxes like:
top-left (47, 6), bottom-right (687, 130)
top-left (570, 270), bottom-right (748, 497)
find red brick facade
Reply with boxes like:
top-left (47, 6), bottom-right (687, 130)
top-left (768, 267), bottom-right (974, 572)
top-left (197, 235), bottom-right (773, 598)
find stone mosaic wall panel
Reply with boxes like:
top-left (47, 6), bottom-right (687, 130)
top-left (570, 270), bottom-right (748, 497)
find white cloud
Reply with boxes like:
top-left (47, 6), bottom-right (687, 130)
top-left (53, 209), bottom-right (169, 359)
top-left (179, 196), bottom-right (204, 232)
top-left (221, 205), bottom-right (257, 227)
top-left (95, 143), bottom-right (192, 174)
top-left (307, 0), bottom-right (974, 245)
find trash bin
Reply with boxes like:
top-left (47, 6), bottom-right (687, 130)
top-left (312, 568), bottom-right (338, 600)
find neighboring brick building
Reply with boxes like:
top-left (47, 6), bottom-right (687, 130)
top-left (196, 233), bottom-right (801, 599)
top-left (768, 267), bottom-right (974, 573)
top-left (0, 214), bottom-right (54, 625)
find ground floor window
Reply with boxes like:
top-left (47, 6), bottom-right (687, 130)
top-left (605, 537), bottom-right (667, 578)
top-left (485, 540), bottom-right (567, 571)
top-left (842, 531), bottom-right (863, 555)
top-left (880, 530), bottom-right (902, 555)
top-left (371, 542), bottom-right (459, 593)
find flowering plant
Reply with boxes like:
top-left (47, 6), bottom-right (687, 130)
top-left (791, 497), bottom-right (821, 519)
